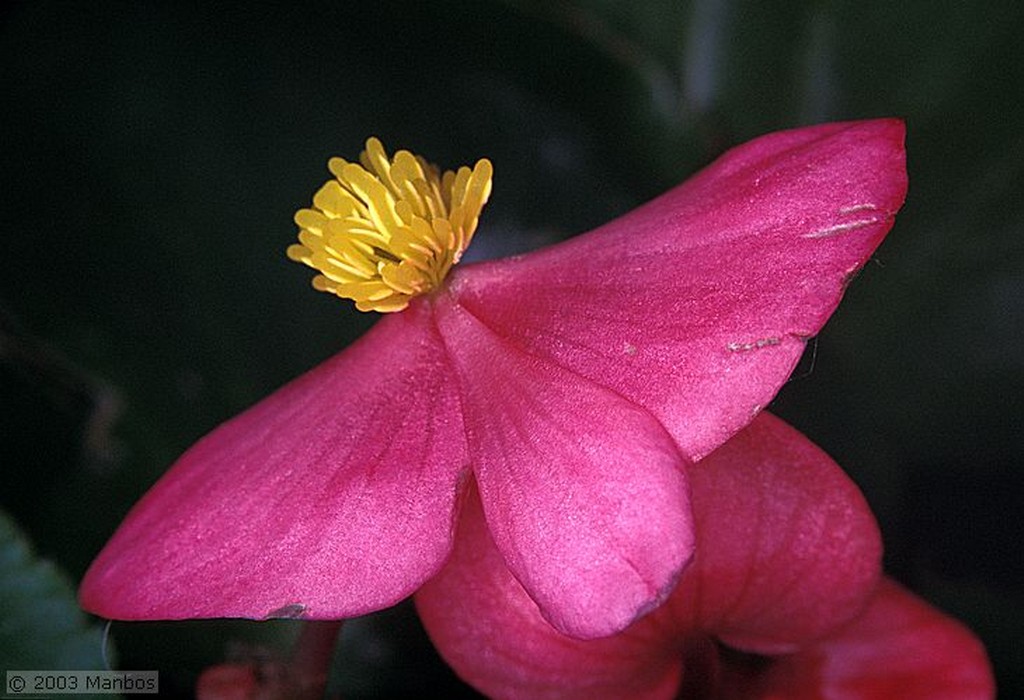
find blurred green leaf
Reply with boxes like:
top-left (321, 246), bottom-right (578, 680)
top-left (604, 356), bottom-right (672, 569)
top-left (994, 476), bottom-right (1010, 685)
top-left (0, 509), bottom-right (111, 670)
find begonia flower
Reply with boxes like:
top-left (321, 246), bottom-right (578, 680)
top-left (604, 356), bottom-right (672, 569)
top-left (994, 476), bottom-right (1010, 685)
top-left (80, 120), bottom-right (907, 639)
top-left (415, 413), bottom-right (995, 699)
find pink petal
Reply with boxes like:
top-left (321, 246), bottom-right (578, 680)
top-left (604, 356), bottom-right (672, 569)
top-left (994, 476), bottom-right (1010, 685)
top-left (736, 578), bottom-right (995, 699)
top-left (80, 304), bottom-right (468, 620)
top-left (671, 412), bottom-right (883, 654)
top-left (416, 413), bottom-right (883, 697)
top-left (416, 481), bottom-right (686, 700)
top-left (449, 119), bottom-right (907, 461)
top-left (433, 300), bottom-right (694, 639)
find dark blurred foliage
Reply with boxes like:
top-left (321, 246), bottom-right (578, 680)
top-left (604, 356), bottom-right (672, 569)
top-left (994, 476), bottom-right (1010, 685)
top-left (1, 1), bottom-right (1021, 697)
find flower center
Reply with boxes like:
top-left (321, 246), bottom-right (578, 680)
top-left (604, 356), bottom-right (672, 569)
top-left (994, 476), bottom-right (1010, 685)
top-left (287, 138), bottom-right (493, 313)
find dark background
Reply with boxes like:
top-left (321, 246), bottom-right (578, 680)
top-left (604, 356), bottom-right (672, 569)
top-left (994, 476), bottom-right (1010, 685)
top-left (1, 1), bottom-right (1021, 697)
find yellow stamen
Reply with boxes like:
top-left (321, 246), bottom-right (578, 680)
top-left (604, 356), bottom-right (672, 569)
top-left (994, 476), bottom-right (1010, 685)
top-left (288, 138), bottom-right (493, 313)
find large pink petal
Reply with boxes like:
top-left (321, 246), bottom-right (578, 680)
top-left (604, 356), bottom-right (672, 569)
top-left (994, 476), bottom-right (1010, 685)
top-left (449, 119), bottom-right (907, 460)
top-left (734, 579), bottom-right (995, 699)
top-left (80, 303), bottom-right (468, 620)
top-left (416, 413), bottom-right (883, 697)
top-left (433, 300), bottom-right (694, 639)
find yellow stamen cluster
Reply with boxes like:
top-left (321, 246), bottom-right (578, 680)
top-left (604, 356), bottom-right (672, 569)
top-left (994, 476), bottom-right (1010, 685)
top-left (287, 138), bottom-right (493, 313)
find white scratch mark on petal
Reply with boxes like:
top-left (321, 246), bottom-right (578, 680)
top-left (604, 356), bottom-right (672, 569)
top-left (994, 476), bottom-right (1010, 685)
top-left (838, 203), bottom-right (878, 214)
top-left (727, 337), bottom-right (781, 352)
top-left (803, 218), bottom-right (879, 239)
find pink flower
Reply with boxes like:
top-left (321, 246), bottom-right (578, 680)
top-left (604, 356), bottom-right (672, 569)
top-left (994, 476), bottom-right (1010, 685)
top-left (79, 120), bottom-right (907, 639)
top-left (415, 413), bottom-right (995, 699)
